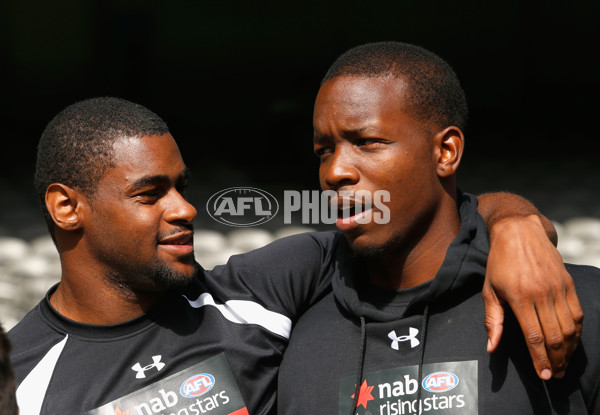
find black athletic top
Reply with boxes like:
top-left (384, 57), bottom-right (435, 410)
top-left (278, 193), bottom-right (600, 414)
top-left (9, 231), bottom-right (345, 415)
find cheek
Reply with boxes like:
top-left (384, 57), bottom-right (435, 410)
top-left (107, 209), bottom-right (158, 245)
top-left (318, 164), bottom-right (328, 188)
top-left (381, 172), bottom-right (430, 212)
top-left (127, 216), bottom-right (158, 243)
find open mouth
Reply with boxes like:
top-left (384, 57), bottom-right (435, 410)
top-left (337, 202), bottom-right (373, 220)
top-left (331, 197), bottom-right (374, 231)
top-left (158, 231), bottom-right (194, 255)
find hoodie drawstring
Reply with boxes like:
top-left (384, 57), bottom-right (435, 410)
top-left (349, 315), bottom-right (367, 415)
top-left (350, 306), bottom-right (430, 415)
top-left (415, 305), bottom-right (430, 414)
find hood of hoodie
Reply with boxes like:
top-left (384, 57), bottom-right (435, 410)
top-left (331, 191), bottom-right (490, 322)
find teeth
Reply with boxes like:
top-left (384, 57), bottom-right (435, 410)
top-left (339, 208), bottom-right (353, 219)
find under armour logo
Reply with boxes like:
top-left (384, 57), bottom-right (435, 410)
top-left (388, 327), bottom-right (420, 349)
top-left (131, 355), bottom-right (165, 379)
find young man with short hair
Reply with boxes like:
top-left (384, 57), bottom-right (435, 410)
top-left (277, 42), bottom-right (599, 414)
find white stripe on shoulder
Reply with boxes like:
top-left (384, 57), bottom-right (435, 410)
top-left (183, 293), bottom-right (292, 339)
top-left (16, 335), bottom-right (69, 415)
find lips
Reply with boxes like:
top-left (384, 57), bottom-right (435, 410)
top-left (331, 196), bottom-right (372, 216)
top-left (330, 196), bottom-right (373, 232)
top-left (158, 231), bottom-right (194, 255)
top-left (159, 231), bottom-right (193, 245)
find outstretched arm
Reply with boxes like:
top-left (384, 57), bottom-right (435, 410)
top-left (477, 192), bottom-right (583, 380)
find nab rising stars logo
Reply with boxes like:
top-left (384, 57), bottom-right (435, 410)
top-left (388, 327), bottom-right (420, 349)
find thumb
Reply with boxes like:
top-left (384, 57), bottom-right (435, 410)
top-left (483, 287), bottom-right (505, 353)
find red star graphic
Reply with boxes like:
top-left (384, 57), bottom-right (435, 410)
top-left (350, 380), bottom-right (375, 409)
top-left (114, 407), bottom-right (130, 415)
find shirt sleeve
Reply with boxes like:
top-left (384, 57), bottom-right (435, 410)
top-left (563, 263), bottom-right (600, 412)
top-left (196, 231), bottom-right (340, 322)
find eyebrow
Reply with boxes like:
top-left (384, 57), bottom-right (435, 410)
top-left (313, 125), bottom-right (379, 143)
top-left (348, 125), bottom-right (379, 135)
top-left (128, 168), bottom-right (190, 190)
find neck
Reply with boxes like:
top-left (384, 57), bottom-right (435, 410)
top-left (366, 198), bottom-right (461, 290)
top-left (52, 258), bottom-right (163, 325)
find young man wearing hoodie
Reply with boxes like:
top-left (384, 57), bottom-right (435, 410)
top-left (277, 42), bottom-right (600, 414)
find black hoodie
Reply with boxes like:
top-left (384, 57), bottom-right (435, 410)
top-left (278, 192), bottom-right (600, 415)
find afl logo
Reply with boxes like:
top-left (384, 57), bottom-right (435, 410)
top-left (180, 373), bottom-right (215, 398)
top-left (206, 187), bottom-right (279, 227)
top-left (422, 371), bottom-right (459, 393)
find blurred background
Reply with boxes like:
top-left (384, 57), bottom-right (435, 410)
top-left (1, 0), bottom-right (599, 329)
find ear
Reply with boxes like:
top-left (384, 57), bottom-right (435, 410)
top-left (433, 126), bottom-right (464, 178)
top-left (45, 184), bottom-right (87, 231)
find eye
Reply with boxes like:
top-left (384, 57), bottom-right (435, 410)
top-left (356, 138), bottom-right (389, 151)
top-left (356, 138), bottom-right (378, 146)
top-left (136, 188), bottom-right (165, 203)
top-left (314, 145), bottom-right (333, 158)
top-left (141, 189), bottom-right (161, 197)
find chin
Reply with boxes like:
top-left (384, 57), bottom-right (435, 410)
top-left (346, 235), bottom-right (388, 258)
top-left (150, 260), bottom-right (196, 290)
top-left (344, 225), bottom-right (408, 258)
top-left (350, 242), bottom-right (390, 258)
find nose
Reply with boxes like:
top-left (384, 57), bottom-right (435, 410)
top-left (164, 190), bottom-right (197, 224)
top-left (322, 146), bottom-right (359, 190)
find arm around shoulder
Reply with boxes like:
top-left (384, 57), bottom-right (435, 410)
top-left (204, 231), bottom-right (339, 320)
top-left (476, 191), bottom-right (583, 380)
top-left (477, 192), bottom-right (557, 246)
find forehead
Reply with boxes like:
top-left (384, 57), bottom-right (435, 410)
top-left (102, 133), bottom-right (186, 184)
top-left (314, 76), bottom-right (410, 125)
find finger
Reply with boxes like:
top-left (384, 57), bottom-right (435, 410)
top-left (512, 305), bottom-right (553, 380)
top-left (483, 286), bottom-right (505, 353)
top-left (552, 295), bottom-right (577, 378)
top-left (534, 298), bottom-right (569, 379)
top-left (563, 280), bottom-right (584, 361)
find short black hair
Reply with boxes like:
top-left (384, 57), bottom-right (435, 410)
top-left (34, 97), bottom-right (169, 235)
top-left (322, 41), bottom-right (468, 132)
